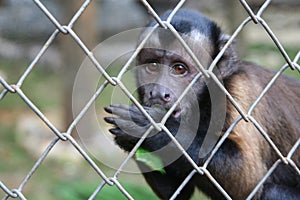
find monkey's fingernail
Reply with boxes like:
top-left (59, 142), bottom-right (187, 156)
top-left (104, 106), bottom-right (113, 114)
top-left (109, 128), bottom-right (124, 136)
top-left (104, 117), bottom-right (114, 124)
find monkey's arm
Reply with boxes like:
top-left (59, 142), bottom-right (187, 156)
top-left (105, 104), bottom-right (195, 199)
top-left (261, 183), bottom-right (300, 200)
top-left (137, 161), bottom-right (195, 200)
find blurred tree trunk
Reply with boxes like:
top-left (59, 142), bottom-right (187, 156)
top-left (60, 1), bottom-right (98, 138)
top-left (224, 0), bottom-right (247, 57)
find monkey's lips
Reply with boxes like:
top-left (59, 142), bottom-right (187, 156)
top-left (148, 102), bottom-right (182, 118)
top-left (172, 109), bottom-right (182, 118)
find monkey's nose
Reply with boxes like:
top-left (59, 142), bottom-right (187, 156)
top-left (163, 93), bottom-right (171, 102)
top-left (149, 88), bottom-right (171, 103)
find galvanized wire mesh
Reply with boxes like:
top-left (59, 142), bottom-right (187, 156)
top-left (0, 0), bottom-right (299, 199)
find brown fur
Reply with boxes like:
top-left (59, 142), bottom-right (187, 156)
top-left (105, 9), bottom-right (300, 200)
top-left (221, 62), bottom-right (300, 199)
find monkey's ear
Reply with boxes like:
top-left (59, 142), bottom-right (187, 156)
top-left (218, 34), bottom-right (238, 59)
top-left (216, 34), bottom-right (239, 78)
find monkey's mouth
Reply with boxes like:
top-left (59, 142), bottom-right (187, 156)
top-left (147, 102), bottom-right (182, 118)
top-left (172, 109), bottom-right (182, 118)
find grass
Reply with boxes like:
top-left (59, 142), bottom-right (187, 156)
top-left (53, 180), bottom-right (159, 200)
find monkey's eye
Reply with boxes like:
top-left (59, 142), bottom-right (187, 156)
top-left (145, 63), bottom-right (159, 73)
top-left (171, 63), bottom-right (188, 75)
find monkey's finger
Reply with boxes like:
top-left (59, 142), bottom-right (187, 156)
top-left (110, 104), bottom-right (148, 116)
top-left (104, 117), bottom-right (116, 125)
top-left (104, 104), bottom-right (130, 114)
top-left (104, 106), bottom-right (129, 120)
top-left (115, 117), bottom-right (149, 136)
top-left (105, 105), bottom-right (135, 120)
top-left (105, 116), bottom-right (134, 128)
top-left (104, 106), bottom-right (113, 114)
top-left (106, 104), bottom-right (152, 118)
top-left (110, 104), bottom-right (131, 110)
top-left (104, 104), bottom-right (129, 114)
top-left (109, 128), bottom-right (126, 136)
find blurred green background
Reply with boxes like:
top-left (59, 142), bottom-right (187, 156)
top-left (0, 0), bottom-right (299, 199)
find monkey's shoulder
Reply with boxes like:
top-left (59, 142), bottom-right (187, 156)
top-left (229, 60), bottom-right (300, 93)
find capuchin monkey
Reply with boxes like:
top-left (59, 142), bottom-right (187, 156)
top-left (104, 9), bottom-right (300, 200)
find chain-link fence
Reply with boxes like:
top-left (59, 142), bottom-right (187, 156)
top-left (0, 0), bottom-right (299, 199)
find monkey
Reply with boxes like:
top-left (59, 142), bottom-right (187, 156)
top-left (104, 9), bottom-right (300, 200)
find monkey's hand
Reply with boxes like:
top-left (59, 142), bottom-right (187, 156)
top-left (104, 104), bottom-right (166, 152)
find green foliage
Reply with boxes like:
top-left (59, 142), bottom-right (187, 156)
top-left (54, 180), bottom-right (159, 200)
top-left (0, 60), bottom-right (61, 110)
top-left (136, 148), bottom-right (166, 174)
top-left (54, 181), bottom-right (94, 200)
top-left (245, 44), bottom-right (300, 80)
top-left (0, 124), bottom-right (34, 171)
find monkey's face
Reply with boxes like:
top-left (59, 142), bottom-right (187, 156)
top-left (135, 28), bottom-right (215, 119)
top-left (136, 49), bottom-right (208, 119)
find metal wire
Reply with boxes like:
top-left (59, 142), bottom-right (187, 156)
top-left (0, 0), bottom-right (299, 199)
